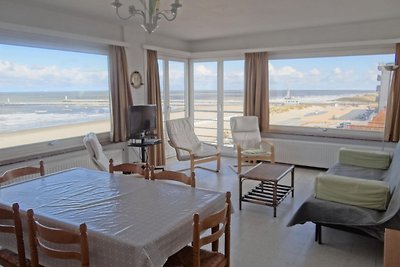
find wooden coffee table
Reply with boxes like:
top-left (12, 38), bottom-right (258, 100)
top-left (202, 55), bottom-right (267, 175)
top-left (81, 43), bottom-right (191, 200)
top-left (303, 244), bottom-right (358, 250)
top-left (239, 162), bottom-right (295, 217)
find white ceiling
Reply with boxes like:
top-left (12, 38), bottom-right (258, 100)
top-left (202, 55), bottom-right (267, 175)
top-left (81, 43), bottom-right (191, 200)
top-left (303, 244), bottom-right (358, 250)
top-left (15, 0), bottom-right (400, 41)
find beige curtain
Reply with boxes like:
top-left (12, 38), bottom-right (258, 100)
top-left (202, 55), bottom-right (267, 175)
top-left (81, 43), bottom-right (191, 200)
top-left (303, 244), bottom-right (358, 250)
top-left (244, 52), bottom-right (269, 132)
top-left (147, 50), bottom-right (166, 166)
top-left (109, 45), bottom-right (133, 142)
top-left (384, 43), bottom-right (400, 142)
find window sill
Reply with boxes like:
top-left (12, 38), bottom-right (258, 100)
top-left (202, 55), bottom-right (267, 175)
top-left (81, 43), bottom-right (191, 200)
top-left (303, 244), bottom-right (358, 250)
top-left (266, 125), bottom-right (384, 141)
top-left (0, 132), bottom-right (112, 166)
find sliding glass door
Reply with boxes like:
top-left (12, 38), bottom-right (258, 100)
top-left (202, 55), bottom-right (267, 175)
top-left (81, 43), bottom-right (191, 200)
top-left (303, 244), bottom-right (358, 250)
top-left (192, 59), bottom-right (244, 151)
top-left (192, 61), bottom-right (218, 144)
top-left (158, 57), bottom-right (188, 157)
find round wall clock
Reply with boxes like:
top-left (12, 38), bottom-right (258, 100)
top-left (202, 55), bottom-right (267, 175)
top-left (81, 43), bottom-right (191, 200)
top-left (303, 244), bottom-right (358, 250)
top-left (130, 71), bottom-right (144, 89)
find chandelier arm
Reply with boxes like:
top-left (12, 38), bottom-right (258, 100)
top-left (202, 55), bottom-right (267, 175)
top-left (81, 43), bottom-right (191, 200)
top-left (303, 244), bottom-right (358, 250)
top-left (135, 9), bottom-right (146, 19)
top-left (157, 10), bottom-right (177, 21)
top-left (115, 7), bottom-right (135, 20)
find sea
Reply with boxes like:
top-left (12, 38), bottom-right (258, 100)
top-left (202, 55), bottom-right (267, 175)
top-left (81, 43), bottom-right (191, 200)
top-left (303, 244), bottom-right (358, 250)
top-left (0, 89), bottom-right (374, 133)
top-left (0, 91), bottom-right (110, 133)
top-left (187, 89), bottom-right (374, 99)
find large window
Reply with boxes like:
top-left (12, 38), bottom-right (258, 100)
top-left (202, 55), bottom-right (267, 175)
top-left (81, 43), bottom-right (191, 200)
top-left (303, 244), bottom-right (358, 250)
top-left (0, 44), bottom-right (110, 149)
top-left (192, 59), bottom-right (244, 148)
top-left (269, 54), bottom-right (395, 137)
top-left (193, 61), bottom-right (218, 144)
top-left (223, 60), bottom-right (244, 146)
top-left (158, 57), bottom-right (188, 157)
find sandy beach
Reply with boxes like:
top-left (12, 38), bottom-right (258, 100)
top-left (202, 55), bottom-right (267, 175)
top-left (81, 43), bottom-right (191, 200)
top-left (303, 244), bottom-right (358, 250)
top-left (0, 120), bottom-right (109, 149)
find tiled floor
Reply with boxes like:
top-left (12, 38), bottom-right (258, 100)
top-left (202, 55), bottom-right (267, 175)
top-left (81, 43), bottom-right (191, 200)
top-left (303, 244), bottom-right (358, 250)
top-left (166, 157), bottom-right (384, 267)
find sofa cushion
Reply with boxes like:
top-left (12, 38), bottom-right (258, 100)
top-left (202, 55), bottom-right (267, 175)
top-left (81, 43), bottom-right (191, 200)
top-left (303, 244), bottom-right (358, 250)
top-left (315, 173), bottom-right (390, 210)
top-left (339, 148), bottom-right (391, 170)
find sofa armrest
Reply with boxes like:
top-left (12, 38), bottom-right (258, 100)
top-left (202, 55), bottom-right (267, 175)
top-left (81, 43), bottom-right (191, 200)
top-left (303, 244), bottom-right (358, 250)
top-left (339, 148), bottom-right (391, 170)
top-left (315, 173), bottom-right (390, 210)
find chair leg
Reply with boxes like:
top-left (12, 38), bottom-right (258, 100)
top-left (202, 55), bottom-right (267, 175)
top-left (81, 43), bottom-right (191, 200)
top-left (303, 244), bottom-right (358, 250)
top-left (216, 154), bottom-right (221, 172)
top-left (190, 159), bottom-right (195, 174)
top-left (315, 223), bottom-right (322, 244)
top-left (237, 160), bottom-right (242, 174)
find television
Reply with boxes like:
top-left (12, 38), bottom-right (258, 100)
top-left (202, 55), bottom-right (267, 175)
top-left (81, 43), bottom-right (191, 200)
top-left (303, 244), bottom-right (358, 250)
top-left (128, 105), bottom-right (157, 139)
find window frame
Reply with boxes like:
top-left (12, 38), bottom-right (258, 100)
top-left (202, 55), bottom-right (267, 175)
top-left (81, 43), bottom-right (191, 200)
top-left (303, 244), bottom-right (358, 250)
top-left (190, 57), bottom-right (245, 151)
top-left (267, 48), bottom-right (396, 140)
top-left (0, 42), bottom-right (111, 164)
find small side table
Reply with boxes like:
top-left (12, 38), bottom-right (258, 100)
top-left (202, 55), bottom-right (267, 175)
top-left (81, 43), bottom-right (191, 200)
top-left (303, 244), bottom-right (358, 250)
top-left (128, 138), bottom-right (161, 163)
top-left (239, 162), bottom-right (295, 217)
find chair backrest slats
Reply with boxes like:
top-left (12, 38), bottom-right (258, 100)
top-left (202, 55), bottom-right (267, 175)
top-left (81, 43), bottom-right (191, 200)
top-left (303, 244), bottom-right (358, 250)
top-left (39, 242), bottom-right (82, 261)
top-left (0, 203), bottom-right (27, 267)
top-left (27, 209), bottom-right (89, 267)
top-left (150, 169), bottom-right (196, 187)
top-left (192, 192), bottom-right (231, 267)
top-left (0, 161), bottom-right (44, 184)
top-left (199, 205), bottom-right (228, 230)
top-left (109, 159), bottom-right (148, 178)
top-left (199, 226), bottom-right (226, 247)
top-left (0, 224), bottom-right (15, 233)
top-left (35, 221), bottom-right (81, 244)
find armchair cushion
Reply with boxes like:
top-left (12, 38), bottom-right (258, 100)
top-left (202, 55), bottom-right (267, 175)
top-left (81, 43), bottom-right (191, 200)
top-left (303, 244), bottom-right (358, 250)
top-left (242, 148), bottom-right (271, 156)
top-left (339, 148), bottom-right (391, 170)
top-left (166, 118), bottom-right (219, 161)
top-left (166, 118), bottom-right (202, 160)
top-left (83, 132), bottom-right (109, 171)
top-left (230, 116), bottom-right (261, 149)
top-left (315, 173), bottom-right (390, 210)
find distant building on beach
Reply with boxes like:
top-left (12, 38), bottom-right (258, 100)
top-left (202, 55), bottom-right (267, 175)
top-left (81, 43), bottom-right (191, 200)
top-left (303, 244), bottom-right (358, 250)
top-left (283, 89), bottom-right (301, 105)
top-left (376, 64), bottom-right (391, 112)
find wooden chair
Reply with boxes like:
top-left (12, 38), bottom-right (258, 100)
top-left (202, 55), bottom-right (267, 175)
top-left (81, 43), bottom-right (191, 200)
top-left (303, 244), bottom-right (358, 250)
top-left (27, 209), bottom-right (89, 267)
top-left (109, 159), bottom-right (149, 178)
top-left (165, 192), bottom-right (231, 267)
top-left (150, 168), bottom-right (196, 187)
top-left (0, 203), bottom-right (28, 267)
top-left (0, 161), bottom-right (45, 184)
top-left (384, 228), bottom-right (400, 267)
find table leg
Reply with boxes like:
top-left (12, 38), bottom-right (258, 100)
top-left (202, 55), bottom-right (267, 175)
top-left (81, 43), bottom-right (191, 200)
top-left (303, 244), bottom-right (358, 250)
top-left (291, 167), bottom-right (295, 198)
top-left (273, 181), bottom-right (277, 217)
top-left (239, 178), bottom-right (243, 210)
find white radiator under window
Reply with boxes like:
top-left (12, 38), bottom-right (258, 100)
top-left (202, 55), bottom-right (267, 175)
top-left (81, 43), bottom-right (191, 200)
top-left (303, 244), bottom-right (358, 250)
top-left (0, 145), bottom-right (124, 183)
top-left (271, 138), bottom-right (389, 168)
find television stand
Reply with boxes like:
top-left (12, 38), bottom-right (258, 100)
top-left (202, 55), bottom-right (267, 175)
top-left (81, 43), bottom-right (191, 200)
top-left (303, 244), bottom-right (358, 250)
top-left (128, 138), bottom-right (162, 163)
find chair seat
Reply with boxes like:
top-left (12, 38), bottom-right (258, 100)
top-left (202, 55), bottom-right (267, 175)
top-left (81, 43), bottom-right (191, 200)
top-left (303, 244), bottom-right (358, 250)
top-left (164, 246), bottom-right (226, 267)
top-left (0, 248), bottom-right (34, 267)
top-left (180, 144), bottom-right (219, 161)
top-left (242, 148), bottom-right (271, 157)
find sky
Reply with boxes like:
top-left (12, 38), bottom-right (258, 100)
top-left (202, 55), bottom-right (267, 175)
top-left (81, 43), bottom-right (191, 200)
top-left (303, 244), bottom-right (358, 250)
top-left (0, 43), bottom-right (395, 93)
top-left (191, 54), bottom-right (395, 91)
top-left (0, 44), bottom-right (109, 92)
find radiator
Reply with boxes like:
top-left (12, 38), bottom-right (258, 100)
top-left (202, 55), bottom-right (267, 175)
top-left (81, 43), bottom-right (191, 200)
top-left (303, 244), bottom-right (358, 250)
top-left (271, 139), bottom-right (387, 168)
top-left (0, 145), bottom-right (124, 184)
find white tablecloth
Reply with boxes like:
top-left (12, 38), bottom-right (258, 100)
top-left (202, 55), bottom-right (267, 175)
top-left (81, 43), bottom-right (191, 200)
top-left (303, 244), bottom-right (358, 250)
top-left (0, 168), bottom-right (225, 267)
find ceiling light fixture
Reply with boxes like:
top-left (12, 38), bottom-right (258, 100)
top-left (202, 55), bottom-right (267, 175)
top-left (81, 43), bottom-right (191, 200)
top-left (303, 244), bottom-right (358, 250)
top-left (111, 0), bottom-right (182, 34)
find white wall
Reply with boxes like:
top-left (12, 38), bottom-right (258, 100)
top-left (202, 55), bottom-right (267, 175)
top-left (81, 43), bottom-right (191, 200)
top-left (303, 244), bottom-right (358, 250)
top-left (0, 0), bottom-right (122, 41)
top-left (189, 18), bottom-right (400, 52)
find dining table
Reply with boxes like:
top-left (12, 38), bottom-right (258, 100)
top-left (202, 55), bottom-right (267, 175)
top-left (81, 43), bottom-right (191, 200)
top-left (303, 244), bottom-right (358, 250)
top-left (0, 168), bottom-right (226, 267)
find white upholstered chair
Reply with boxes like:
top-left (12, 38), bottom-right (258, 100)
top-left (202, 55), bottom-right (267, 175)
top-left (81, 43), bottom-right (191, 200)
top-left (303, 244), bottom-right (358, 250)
top-left (83, 132), bottom-right (109, 171)
top-left (166, 118), bottom-right (220, 173)
top-left (230, 116), bottom-right (275, 174)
